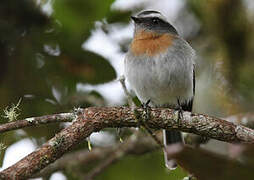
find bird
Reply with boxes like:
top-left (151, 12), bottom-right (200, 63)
top-left (124, 10), bottom-right (195, 170)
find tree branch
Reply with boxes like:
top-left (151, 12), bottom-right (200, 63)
top-left (84, 131), bottom-right (157, 180)
top-left (33, 132), bottom-right (157, 178)
top-left (0, 113), bottom-right (73, 134)
top-left (0, 107), bottom-right (254, 179)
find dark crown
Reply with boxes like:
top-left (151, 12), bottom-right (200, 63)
top-left (132, 10), bottom-right (178, 35)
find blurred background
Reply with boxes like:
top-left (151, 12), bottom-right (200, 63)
top-left (1, 0), bottom-right (254, 179)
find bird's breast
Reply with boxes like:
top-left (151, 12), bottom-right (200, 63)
top-left (125, 36), bottom-right (195, 106)
top-left (130, 30), bottom-right (175, 57)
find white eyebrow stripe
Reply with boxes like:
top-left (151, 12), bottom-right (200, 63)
top-left (140, 13), bottom-right (160, 17)
top-left (138, 13), bottom-right (168, 21)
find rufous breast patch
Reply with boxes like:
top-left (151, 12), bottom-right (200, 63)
top-left (130, 30), bottom-right (174, 57)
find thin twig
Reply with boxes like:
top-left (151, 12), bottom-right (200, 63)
top-left (34, 132), bottom-right (156, 178)
top-left (84, 132), bottom-right (140, 180)
top-left (118, 75), bottom-right (135, 108)
top-left (140, 125), bottom-right (164, 148)
top-left (119, 76), bottom-right (164, 148)
top-left (0, 113), bottom-right (73, 134)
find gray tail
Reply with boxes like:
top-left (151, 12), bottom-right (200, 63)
top-left (163, 130), bottom-right (183, 170)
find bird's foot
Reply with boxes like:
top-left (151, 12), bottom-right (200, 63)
top-left (176, 99), bottom-right (183, 126)
top-left (141, 99), bottom-right (151, 109)
top-left (141, 99), bottom-right (151, 121)
top-left (175, 106), bottom-right (183, 120)
top-left (140, 99), bottom-right (164, 148)
top-left (177, 108), bottom-right (183, 126)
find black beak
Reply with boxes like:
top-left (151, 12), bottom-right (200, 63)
top-left (131, 16), bottom-right (141, 24)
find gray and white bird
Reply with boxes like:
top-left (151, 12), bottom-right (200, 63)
top-left (124, 10), bottom-right (195, 170)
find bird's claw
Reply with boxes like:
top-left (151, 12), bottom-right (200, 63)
top-left (141, 99), bottom-right (151, 109)
top-left (176, 98), bottom-right (183, 126)
top-left (141, 99), bottom-right (151, 122)
top-left (173, 107), bottom-right (183, 127)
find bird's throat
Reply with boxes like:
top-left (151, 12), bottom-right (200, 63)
top-left (131, 30), bottom-right (174, 57)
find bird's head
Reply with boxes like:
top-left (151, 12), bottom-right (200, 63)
top-left (131, 10), bottom-right (178, 35)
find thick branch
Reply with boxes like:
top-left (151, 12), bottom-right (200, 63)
top-left (0, 107), bottom-right (254, 179)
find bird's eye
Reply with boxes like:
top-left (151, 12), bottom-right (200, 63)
top-left (152, 18), bottom-right (159, 24)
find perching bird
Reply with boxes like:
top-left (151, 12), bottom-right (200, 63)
top-left (124, 10), bottom-right (195, 170)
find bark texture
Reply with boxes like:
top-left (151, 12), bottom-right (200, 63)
top-left (0, 107), bottom-right (254, 179)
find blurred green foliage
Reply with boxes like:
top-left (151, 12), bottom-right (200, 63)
top-left (0, 0), bottom-right (118, 118)
top-left (188, 0), bottom-right (254, 113)
top-left (97, 152), bottom-right (186, 180)
top-left (0, 0), bottom-right (117, 172)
